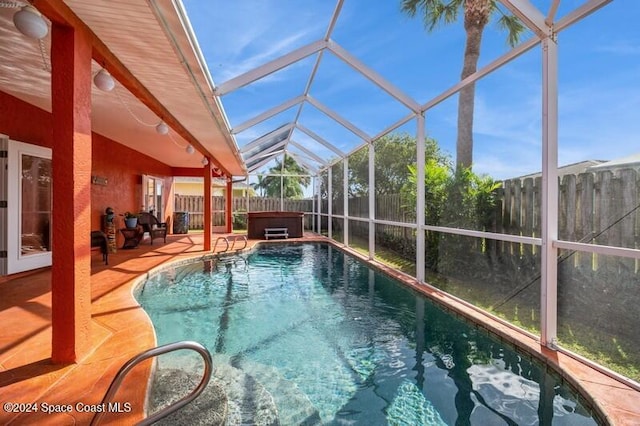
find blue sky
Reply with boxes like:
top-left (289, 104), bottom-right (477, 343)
top-left (182, 0), bottom-right (640, 181)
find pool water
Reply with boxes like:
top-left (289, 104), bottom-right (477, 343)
top-left (136, 243), bottom-right (599, 425)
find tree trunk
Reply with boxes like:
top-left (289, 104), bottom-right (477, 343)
top-left (456, 0), bottom-right (490, 171)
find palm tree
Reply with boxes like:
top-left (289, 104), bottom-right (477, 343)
top-left (401, 0), bottom-right (525, 171)
top-left (262, 155), bottom-right (311, 199)
top-left (252, 174), bottom-right (267, 197)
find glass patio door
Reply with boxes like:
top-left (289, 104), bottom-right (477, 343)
top-left (3, 139), bottom-right (52, 274)
top-left (142, 175), bottom-right (163, 219)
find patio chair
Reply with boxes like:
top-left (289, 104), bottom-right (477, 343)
top-left (90, 230), bottom-right (109, 265)
top-left (137, 212), bottom-right (168, 245)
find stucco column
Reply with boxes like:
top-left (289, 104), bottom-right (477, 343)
top-left (225, 178), bottom-right (233, 233)
top-left (50, 23), bottom-right (93, 363)
top-left (204, 160), bottom-right (212, 250)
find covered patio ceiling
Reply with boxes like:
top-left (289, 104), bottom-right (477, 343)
top-left (0, 0), bottom-right (245, 177)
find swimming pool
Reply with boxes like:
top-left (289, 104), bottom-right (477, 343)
top-left (136, 243), bottom-right (599, 425)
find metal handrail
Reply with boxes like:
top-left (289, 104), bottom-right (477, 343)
top-left (213, 236), bottom-right (229, 252)
top-left (91, 341), bottom-right (213, 426)
top-left (229, 235), bottom-right (248, 251)
top-left (213, 235), bottom-right (247, 252)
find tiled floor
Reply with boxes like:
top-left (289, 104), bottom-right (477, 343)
top-left (1, 232), bottom-right (639, 425)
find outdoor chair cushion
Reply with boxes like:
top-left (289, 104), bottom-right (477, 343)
top-left (137, 212), bottom-right (168, 245)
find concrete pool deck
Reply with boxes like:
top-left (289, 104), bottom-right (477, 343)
top-left (1, 232), bottom-right (639, 425)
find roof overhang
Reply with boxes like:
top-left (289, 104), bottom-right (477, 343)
top-left (0, 0), bottom-right (246, 177)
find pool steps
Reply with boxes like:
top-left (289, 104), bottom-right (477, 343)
top-left (234, 357), bottom-right (321, 425)
top-left (149, 368), bottom-right (227, 425)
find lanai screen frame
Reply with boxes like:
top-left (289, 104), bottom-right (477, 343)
top-left (216, 0), bottom-right (638, 390)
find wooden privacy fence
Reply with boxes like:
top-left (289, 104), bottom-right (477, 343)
top-left (322, 168), bottom-right (640, 271)
top-left (174, 196), bottom-right (314, 230)
top-left (177, 168), bottom-right (640, 258)
top-left (498, 169), bottom-right (639, 253)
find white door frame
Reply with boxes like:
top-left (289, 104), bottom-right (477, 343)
top-left (0, 135), bottom-right (8, 275)
top-left (142, 174), bottom-right (164, 218)
top-left (4, 139), bottom-right (53, 274)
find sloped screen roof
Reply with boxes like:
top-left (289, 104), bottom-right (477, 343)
top-left (241, 124), bottom-right (294, 172)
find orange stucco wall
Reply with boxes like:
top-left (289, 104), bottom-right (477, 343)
top-left (0, 91), bottom-right (53, 148)
top-left (0, 90), bottom-right (174, 241)
top-left (91, 134), bottom-right (174, 230)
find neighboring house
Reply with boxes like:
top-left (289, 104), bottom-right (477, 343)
top-left (510, 160), bottom-right (607, 181)
top-left (508, 154), bottom-right (640, 182)
top-left (174, 176), bottom-right (255, 197)
top-left (586, 153), bottom-right (640, 172)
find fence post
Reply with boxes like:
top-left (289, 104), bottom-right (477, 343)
top-left (619, 169), bottom-right (637, 276)
top-left (502, 179), bottom-right (514, 256)
top-left (559, 174), bottom-right (576, 242)
top-left (522, 177), bottom-right (534, 256)
top-left (577, 172), bottom-right (594, 272)
top-left (595, 170), bottom-right (614, 272)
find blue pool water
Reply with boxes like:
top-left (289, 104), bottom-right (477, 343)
top-left (136, 243), bottom-right (599, 425)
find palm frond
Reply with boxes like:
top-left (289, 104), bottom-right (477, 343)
top-left (400, 0), bottom-right (422, 17)
top-left (401, 0), bottom-right (464, 32)
top-left (496, 14), bottom-right (527, 47)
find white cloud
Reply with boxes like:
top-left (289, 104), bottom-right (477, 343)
top-left (219, 30), bottom-right (320, 83)
top-left (185, 1), bottom-right (328, 84)
top-left (595, 40), bottom-right (640, 56)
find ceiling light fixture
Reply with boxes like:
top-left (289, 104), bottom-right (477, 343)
top-left (94, 69), bottom-right (115, 92)
top-left (13, 5), bottom-right (48, 39)
top-left (186, 145), bottom-right (195, 155)
top-left (201, 157), bottom-right (209, 166)
top-left (156, 121), bottom-right (169, 135)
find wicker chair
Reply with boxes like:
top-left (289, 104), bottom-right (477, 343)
top-left (137, 212), bottom-right (167, 245)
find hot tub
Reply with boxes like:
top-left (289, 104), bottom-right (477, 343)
top-left (247, 211), bottom-right (304, 239)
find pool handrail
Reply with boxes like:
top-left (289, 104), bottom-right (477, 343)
top-left (229, 234), bottom-right (247, 250)
top-left (90, 340), bottom-right (213, 426)
top-left (213, 234), bottom-right (248, 252)
top-left (213, 236), bottom-right (229, 252)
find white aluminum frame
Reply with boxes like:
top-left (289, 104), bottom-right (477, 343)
top-left (217, 0), bottom-right (640, 391)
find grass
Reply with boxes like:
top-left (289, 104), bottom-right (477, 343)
top-left (557, 326), bottom-right (640, 382)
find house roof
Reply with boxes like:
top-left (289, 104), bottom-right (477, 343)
top-left (174, 176), bottom-right (252, 189)
top-left (496, 153), bottom-right (640, 182)
top-left (587, 153), bottom-right (640, 171)
top-left (0, 0), bottom-right (246, 176)
top-left (512, 160), bottom-right (607, 180)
